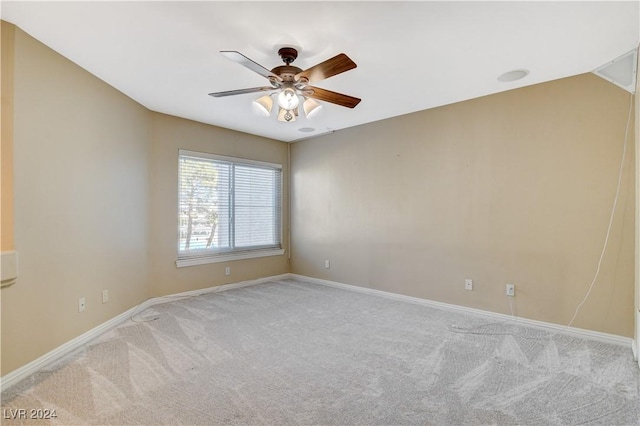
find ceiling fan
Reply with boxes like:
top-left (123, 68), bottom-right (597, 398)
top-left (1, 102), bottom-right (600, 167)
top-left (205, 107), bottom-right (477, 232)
top-left (209, 47), bottom-right (361, 122)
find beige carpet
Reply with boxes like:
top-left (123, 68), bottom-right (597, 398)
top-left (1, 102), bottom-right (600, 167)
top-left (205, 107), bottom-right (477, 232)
top-left (2, 278), bottom-right (639, 425)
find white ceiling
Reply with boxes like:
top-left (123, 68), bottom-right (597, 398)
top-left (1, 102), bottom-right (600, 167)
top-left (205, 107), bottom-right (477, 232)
top-left (2, 1), bottom-right (639, 142)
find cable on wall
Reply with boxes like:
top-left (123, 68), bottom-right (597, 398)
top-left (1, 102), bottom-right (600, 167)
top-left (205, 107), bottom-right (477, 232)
top-left (557, 92), bottom-right (634, 333)
top-left (448, 92), bottom-right (635, 339)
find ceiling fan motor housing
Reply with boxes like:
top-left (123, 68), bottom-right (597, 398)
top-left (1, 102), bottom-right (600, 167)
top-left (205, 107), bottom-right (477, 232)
top-left (278, 47), bottom-right (298, 65)
top-left (271, 65), bottom-right (303, 83)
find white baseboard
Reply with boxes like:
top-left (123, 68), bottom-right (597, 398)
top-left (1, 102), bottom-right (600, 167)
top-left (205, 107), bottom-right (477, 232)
top-left (290, 274), bottom-right (634, 349)
top-left (0, 273), bottom-right (289, 392)
top-left (2, 272), bottom-right (635, 392)
top-left (0, 306), bottom-right (136, 393)
top-left (636, 308), bottom-right (640, 368)
top-left (132, 273), bottom-right (291, 316)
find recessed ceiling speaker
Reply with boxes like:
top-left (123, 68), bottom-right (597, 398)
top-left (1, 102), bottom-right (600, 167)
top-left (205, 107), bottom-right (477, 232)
top-left (592, 48), bottom-right (638, 94)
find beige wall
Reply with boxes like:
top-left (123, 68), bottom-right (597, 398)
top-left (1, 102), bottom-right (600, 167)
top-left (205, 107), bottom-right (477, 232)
top-left (148, 113), bottom-right (289, 297)
top-left (291, 73), bottom-right (635, 337)
top-left (0, 25), bottom-right (291, 377)
top-left (0, 27), bottom-right (151, 375)
top-left (635, 46), bottom-right (639, 349)
top-left (1, 22), bottom-right (15, 252)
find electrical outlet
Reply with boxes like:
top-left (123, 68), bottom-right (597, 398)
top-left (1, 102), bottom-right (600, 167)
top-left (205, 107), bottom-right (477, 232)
top-left (325, 260), bottom-right (330, 269)
top-left (102, 290), bottom-right (109, 304)
top-left (225, 266), bottom-right (231, 276)
top-left (79, 297), bottom-right (86, 312)
top-left (506, 284), bottom-right (515, 297)
top-left (465, 279), bottom-right (473, 291)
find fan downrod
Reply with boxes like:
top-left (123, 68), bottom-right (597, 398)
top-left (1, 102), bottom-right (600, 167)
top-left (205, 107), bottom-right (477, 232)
top-left (278, 47), bottom-right (298, 65)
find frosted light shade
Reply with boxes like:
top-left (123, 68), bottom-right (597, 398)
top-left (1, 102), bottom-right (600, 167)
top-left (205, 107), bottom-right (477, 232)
top-left (303, 98), bottom-right (322, 118)
top-left (252, 95), bottom-right (273, 116)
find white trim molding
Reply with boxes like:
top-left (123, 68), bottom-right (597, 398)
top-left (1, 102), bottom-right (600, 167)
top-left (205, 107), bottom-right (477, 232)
top-left (133, 273), bottom-right (290, 314)
top-left (2, 272), bottom-right (636, 392)
top-left (0, 273), bottom-right (290, 392)
top-left (1, 250), bottom-right (18, 288)
top-left (0, 306), bottom-right (135, 392)
top-left (635, 307), bottom-right (640, 368)
top-left (176, 248), bottom-right (285, 268)
top-left (291, 274), bottom-right (635, 349)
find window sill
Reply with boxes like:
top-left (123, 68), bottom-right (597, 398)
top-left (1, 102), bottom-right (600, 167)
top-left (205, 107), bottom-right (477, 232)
top-left (176, 248), bottom-right (285, 268)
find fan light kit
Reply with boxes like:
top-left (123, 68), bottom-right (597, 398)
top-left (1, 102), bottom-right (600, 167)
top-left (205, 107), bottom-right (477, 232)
top-left (209, 47), bottom-right (361, 122)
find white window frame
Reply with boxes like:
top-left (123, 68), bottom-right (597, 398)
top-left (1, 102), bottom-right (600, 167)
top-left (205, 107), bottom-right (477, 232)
top-left (176, 149), bottom-right (284, 268)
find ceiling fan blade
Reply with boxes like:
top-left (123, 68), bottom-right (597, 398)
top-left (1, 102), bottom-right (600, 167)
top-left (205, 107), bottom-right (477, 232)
top-left (220, 51), bottom-right (282, 81)
top-left (303, 86), bottom-right (361, 109)
top-left (296, 53), bottom-right (357, 84)
top-left (208, 86), bottom-right (274, 97)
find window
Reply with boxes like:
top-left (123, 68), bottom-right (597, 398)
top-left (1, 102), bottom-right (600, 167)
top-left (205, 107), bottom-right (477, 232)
top-left (177, 150), bottom-right (283, 267)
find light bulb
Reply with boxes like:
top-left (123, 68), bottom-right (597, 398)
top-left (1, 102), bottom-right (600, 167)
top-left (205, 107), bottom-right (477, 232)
top-left (277, 87), bottom-right (299, 110)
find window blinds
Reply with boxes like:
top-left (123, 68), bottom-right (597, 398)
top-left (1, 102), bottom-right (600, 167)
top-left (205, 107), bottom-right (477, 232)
top-left (178, 150), bottom-right (282, 260)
